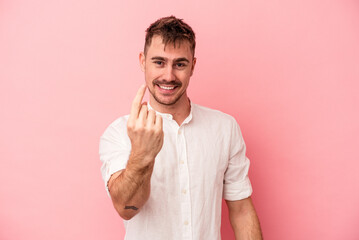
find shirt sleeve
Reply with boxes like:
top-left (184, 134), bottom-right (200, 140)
top-left (99, 116), bottom-right (131, 196)
top-left (223, 118), bottom-right (253, 201)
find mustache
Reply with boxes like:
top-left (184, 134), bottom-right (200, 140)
top-left (153, 79), bottom-right (182, 87)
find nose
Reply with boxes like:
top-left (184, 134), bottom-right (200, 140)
top-left (162, 65), bottom-right (175, 82)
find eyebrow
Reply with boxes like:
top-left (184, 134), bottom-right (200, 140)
top-left (151, 56), bottom-right (190, 63)
top-left (174, 57), bottom-right (190, 63)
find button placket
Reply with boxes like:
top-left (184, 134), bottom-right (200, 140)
top-left (176, 126), bottom-right (193, 239)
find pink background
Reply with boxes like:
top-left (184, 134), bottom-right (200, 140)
top-left (1, 0), bottom-right (359, 239)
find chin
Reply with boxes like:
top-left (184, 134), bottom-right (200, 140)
top-left (153, 96), bottom-right (180, 106)
top-left (156, 99), bottom-right (178, 106)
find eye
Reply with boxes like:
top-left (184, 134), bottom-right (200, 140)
top-left (175, 62), bottom-right (187, 68)
top-left (153, 61), bottom-right (164, 66)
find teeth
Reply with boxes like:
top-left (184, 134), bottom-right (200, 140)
top-left (159, 85), bottom-right (175, 90)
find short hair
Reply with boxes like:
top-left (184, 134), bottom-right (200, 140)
top-left (144, 16), bottom-right (196, 57)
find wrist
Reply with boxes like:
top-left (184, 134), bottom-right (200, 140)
top-left (126, 154), bottom-right (154, 175)
top-left (129, 149), bottom-right (155, 166)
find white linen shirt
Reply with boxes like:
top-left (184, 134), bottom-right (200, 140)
top-left (99, 103), bottom-right (252, 240)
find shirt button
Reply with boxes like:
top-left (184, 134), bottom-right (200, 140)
top-left (182, 189), bottom-right (187, 194)
top-left (184, 220), bottom-right (189, 225)
top-left (178, 130), bottom-right (182, 135)
top-left (180, 160), bottom-right (184, 164)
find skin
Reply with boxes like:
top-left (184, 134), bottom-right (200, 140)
top-left (108, 35), bottom-right (263, 239)
top-left (108, 85), bottom-right (163, 220)
top-left (139, 35), bottom-right (196, 125)
top-left (226, 198), bottom-right (263, 239)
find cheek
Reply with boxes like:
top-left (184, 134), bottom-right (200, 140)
top-left (180, 71), bottom-right (192, 84)
top-left (145, 68), bottom-right (160, 79)
top-left (144, 70), bottom-right (153, 82)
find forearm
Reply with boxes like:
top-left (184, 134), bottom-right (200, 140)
top-left (230, 208), bottom-right (262, 240)
top-left (227, 198), bottom-right (263, 240)
top-left (109, 155), bottom-right (155, 220)
top-left (108, 85), bottom-right (164, 220)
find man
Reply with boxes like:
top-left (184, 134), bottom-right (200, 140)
top-left (99, 16), bottom-right (262, 240)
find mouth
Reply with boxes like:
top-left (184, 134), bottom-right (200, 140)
top-left (153, 80), bottom-right (181, 93)
top-left (155, 84), bottom-right (179, 94)
top-left (158, 85), bottom-right (176, 90)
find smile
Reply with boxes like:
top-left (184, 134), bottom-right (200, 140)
top-left (158, 85), bottom-right (176, 90)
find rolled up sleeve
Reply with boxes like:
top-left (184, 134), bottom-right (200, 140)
top-left (99, 116), bottom-right (131, 196)
top-left (223, 119), bottom-right (253, 201)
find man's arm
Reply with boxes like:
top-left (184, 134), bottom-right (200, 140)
top-left (108, 85), bottom-right (163, 220)
top-left (226, 197), bottom-right (263, 240)
top-left (107, 155), bottom-right (154, 220)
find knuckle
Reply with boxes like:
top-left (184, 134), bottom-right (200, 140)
top-left (135, 122), bottom-right (145, 131)
top-left (127, 121), bottom-right (134, 129)
top-left (154, 127), bottom-right (162, 135)
top-left (146, 125), bottom-right (155, 133)
top-left (128, 121), bottom-right (142, 133)
top-left (143, 125), bottom-right (150, 132)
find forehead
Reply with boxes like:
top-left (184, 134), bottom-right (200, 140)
top-left (146, 35), bottom-right (193, 59)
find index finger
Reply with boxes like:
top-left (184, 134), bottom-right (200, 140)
top-left (129, 84), bottom-right (147, 120)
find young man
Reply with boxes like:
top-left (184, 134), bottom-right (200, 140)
top-left (99, 16), bottom-right (262, 240)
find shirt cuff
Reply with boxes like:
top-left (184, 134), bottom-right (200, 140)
top-left (101, 160), bottom-right (127, 197)
top-left (223, 177), bottom-right (253, 201)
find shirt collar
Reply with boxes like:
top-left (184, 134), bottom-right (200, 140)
top-left (147, 100), bottom-right (194, 125)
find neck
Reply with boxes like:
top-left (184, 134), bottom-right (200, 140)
top-left (149, 94), bottom-right (191, 126)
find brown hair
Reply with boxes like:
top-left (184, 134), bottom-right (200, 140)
top-left (144, 16), bottom-right (196, 56)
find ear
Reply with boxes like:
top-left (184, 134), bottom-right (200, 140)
top-left (139, 52), bottom-right (145, 72)
top-left (190, 57), bottom-right (197, 76)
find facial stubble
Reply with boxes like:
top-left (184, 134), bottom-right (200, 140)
top-left (148, 81), bottom-right (186, 106)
